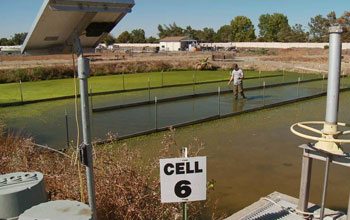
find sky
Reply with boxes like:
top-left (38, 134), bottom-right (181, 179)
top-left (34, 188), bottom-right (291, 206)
top-left (0, 0), bottom-right (349, 39)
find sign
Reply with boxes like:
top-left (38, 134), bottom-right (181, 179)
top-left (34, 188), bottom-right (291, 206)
top-left (160, 156), bottom-right (206, 203)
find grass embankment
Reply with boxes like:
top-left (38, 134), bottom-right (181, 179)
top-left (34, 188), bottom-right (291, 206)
top-left (0, 70), bottom-right (275, 104)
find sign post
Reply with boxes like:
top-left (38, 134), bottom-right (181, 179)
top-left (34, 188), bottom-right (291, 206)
top-left (160, 149), bottom-right (206, 219)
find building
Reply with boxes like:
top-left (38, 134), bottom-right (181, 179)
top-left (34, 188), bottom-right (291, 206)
top-left (0, 46), bottom-right (22, 56)
top-left (159, 36), bottom-right (197, 52)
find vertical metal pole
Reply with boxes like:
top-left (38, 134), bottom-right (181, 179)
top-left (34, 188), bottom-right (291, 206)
top-left (161, 71), bottom-right (164, 87)
top-left (155, 97), bottom-right (158, 130)
top-left (320, 156), bottom-right (331, 220)
top-left (218, 87), bottom-right (221, 116)
top-left (182, 147), bottom-right (188, 220)
top-left (74, 36), bottom-right (97, 220)
top-left (325, 26), bottom-right (342, 125)
top-left (19, 80), bottom-right (23, 103)
top-left (297, 150), bottom-right (313, 212)
top-left (322, 74), bottom-right (325, 92)
top-left (347, 193), bottom-right (350, 220)
top-left (90, 85), bottom-right (93, 110)
top-left (263, 81), bottom-right (265, 105)
top-left (297, 77), bottom-right (301, 97)
top-left (259, 70), bottom-right (261, 85)
top-left (193, 74), bottom-right (195, 95)
top-left (65, 109), bottom-right (69, 148)
top-left (148, 77), bottom-right (151, 102)
top-left (122, 73), bottom-right (125, 90)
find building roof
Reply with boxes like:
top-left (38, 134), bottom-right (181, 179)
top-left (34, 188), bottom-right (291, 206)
top-left (160, 36), bottom-right (196, 42)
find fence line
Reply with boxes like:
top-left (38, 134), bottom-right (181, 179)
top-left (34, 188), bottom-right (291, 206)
top-left (0, 74), bottom-right (282, 108)
top-left (93, 77), bottom-right (326, 112)
top-left (93, 87), bottom-right (350, 146)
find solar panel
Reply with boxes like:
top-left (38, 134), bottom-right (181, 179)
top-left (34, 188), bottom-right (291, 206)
top-left (21, 0), bottom-right (135, 54)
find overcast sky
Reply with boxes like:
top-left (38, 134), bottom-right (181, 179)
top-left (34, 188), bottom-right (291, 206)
top-left (0, 0), bottom-right (348, 39)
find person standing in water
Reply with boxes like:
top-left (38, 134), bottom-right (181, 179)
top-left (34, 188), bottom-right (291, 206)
top-left (228, 64), bottom-right (247, 100)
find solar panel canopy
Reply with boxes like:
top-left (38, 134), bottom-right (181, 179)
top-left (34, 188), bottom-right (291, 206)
top-left (21, 0), bottom-right (135, 54)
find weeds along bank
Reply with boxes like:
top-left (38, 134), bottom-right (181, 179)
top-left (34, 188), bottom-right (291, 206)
top-left (0, 60), bottom-right (195, 83)
top-left (0, 123), bottom-right (217, 219)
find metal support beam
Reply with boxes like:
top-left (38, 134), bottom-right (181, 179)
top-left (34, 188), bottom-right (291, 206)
top-left (320, 156), bottom-right (331, 220)
top-left (297, 150), bottom-right (313, 212)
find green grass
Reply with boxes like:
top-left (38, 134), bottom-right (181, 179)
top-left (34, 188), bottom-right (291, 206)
top-left (0, 70), bottom-right (280, 104)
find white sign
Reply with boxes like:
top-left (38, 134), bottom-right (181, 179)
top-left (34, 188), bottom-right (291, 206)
top-left (160, 156), bottom-right (206, 203)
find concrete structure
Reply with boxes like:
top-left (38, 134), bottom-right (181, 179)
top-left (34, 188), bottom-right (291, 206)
top-left (0, 172), bottom-right (47, 220)
top-left (159, 36), bottom-right (197, 52)
top-left (226, 192), bottom-right (345, 220)
top-left (19, 200), bottom-right (92, 220)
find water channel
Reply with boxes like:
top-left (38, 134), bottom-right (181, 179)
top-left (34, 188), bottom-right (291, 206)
top-left (1, 72), bottom-right (350, 217)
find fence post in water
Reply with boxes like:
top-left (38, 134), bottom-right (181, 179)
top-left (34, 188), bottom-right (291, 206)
top-left (161, 71), bottom-right (164, 87)
top-left (122, 73), bottom-right (125, 90)
top-left (218, 87), bottom-right (221, 116)
top-left (19, 80), bottom-right (24, 103)
top-left (263, 81), bottom-right (266, 106)
top-left (65, 109), bottom-right (69, 148)
top-left (193, 73), bottom-right (196, 95)
top-left (297, 77), bottom-right (301, 97)
top-left (148, 77), bottom-right (151, 102)
top-left (259, 70), bottom-right (261, 85)
top-left (182, 147), bottom-right (188, 220)
top-left (90, 85), bottom-right (93, 110)
top-left (282, 68), bottom-right (285, 83)
top-left (342, 71), bottom-right (345, 88)
top-left (155, 97), bottom-right (158, 130)
top-left (322, 74), bottom-right (325, 92)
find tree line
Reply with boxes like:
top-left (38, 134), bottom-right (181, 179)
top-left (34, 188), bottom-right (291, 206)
top-left (110, 11), bottom-right (350, 45)
top-left (1, 11), bottom-right (349, 46)
top-left (0, 33), bottom-right (27, 46)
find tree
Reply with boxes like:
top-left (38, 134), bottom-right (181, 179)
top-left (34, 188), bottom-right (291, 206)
top-left (116, 31), bottom-right (132, 43)
top-left (103, 34), bottom-right (116, 45)
top-left (184, 26), bottom-right (197, 40)
top-left (231, 16), bottom-right (256, 42)
top-left (199, 28), bottom-right (215, 42)
top-left (327, 11), bottom-right (337, 26)
top-left (0, 38), bottom-right (8, 46)
top-left (308, 14), bottom-right (330, 42)
top-left (289, 24), bottom-right (308, 42)
top-left (258, 13), bottom-right (290, 42)
top-left (146, 36), bottom-right (159, 43)
top-left (158, 23), bottom-right (184, 39)
top-left (131, 29), bottom-right (146, 43)
top-left (11, 33), bottom-right (27, 45)
top-left (214, 25), bottom-right (232, 42)
top-left (337, 11), bottom-right (350, 42)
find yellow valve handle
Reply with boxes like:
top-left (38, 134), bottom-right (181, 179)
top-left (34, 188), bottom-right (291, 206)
top-left (290, 121), bottom-right (350, 143)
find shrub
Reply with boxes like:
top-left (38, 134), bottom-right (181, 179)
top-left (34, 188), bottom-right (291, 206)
top-left (93, 70), bottom-right (106, 76)
top-left (15, 69), bottom-right (30, 82)
top-left (0, 128), bottom-right (220, 219)
top-left (324, 45), bottom-right (329, 50)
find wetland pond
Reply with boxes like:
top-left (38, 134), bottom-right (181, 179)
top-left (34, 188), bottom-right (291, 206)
top-left (1, 73), bottom-right (350, 217)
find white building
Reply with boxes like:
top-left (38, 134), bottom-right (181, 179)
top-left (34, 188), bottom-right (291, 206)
top-left (0, 45), bottom-right (22, 56)
top-left (159, 36), bottom-right (197, 52)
